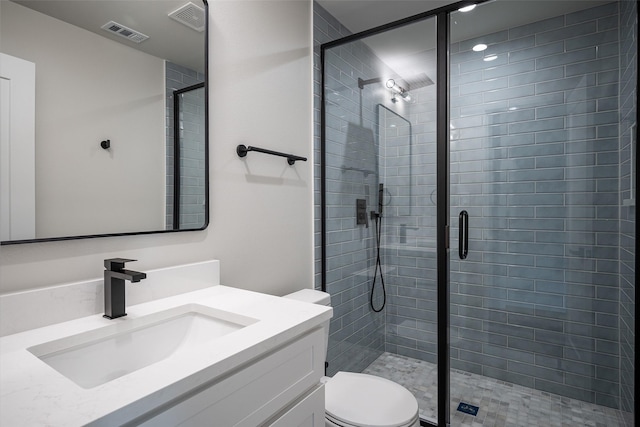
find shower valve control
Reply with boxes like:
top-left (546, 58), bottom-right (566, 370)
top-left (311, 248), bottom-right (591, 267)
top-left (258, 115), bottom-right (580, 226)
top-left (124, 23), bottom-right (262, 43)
top-left (356, 199), bottom-right (368, 227)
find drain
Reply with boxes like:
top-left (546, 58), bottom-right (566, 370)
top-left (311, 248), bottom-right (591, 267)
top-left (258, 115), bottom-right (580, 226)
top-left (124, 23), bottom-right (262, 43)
top-left (457, 402), bottom-right (479, 416)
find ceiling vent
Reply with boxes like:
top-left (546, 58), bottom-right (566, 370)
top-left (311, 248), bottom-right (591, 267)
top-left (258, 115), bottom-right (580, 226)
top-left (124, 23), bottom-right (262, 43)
top-left (101, 21), bottom-right (149, 43)
top-left (169, 2), bottom-right (206, 32)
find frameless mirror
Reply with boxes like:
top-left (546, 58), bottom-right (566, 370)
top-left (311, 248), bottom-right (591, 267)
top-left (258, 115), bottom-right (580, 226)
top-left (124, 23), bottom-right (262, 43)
top-left (0, 0), bottom-right (208, 244)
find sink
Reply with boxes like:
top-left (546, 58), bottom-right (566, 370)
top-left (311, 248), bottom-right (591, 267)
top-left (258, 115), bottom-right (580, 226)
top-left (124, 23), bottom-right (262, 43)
top-left (27, 304), bottom-right (258, 389)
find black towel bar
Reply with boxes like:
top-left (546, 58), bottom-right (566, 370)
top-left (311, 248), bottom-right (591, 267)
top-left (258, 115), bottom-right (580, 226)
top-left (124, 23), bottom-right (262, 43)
top-left (236, 144), bottom-right (307, 165)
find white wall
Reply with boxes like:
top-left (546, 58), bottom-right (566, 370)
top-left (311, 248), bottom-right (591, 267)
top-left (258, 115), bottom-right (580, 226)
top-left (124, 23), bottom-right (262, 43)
top-left (1, 2), bottom-right (166, 238)
top-left (0, 1), bottom-right (314, 298)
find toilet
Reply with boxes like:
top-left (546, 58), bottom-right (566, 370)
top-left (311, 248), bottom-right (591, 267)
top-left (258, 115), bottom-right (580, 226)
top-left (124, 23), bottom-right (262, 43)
top-left (284, 289), bottom-right (420, 427)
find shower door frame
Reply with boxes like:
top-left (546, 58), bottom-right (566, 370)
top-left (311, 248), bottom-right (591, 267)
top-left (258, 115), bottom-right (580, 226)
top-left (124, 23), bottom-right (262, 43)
top-left (319, 2), bottom-right (639, 426)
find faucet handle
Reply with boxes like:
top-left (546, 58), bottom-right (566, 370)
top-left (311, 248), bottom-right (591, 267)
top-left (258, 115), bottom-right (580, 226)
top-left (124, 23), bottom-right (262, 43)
top-left (104, 258), bottom-right (137, 271)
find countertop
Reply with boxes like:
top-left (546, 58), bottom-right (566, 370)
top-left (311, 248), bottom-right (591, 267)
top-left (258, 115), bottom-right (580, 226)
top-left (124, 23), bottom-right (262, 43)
top-left (0, 285), bottom-right (332, 426)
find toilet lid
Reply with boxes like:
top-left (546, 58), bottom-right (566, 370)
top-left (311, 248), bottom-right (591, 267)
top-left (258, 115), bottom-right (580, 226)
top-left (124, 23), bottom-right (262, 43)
top-left (325, 372), bottom-right (419, 427)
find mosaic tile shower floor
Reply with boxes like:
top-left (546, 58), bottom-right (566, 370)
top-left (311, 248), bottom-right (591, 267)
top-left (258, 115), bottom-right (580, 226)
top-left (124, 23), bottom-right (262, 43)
top-left (362, 352), bottom-right (626, 427)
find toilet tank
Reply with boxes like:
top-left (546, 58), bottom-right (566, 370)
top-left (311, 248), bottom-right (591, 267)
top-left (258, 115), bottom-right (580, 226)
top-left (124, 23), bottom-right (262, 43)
top-left (284, 289), bottom-right (331, 306)
top-left (283, 289), bottom-right (331, 361)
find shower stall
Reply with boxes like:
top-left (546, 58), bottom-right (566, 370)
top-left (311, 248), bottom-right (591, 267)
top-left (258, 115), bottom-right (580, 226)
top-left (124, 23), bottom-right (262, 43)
top-left (317, 0), bottom-right (637, 426)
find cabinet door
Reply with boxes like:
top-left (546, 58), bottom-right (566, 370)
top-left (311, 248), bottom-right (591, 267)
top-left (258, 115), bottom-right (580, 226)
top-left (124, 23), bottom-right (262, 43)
top-left (267, 384), bottom-right (324, 427)
top-left (137, 328), bottom-right (324, 426)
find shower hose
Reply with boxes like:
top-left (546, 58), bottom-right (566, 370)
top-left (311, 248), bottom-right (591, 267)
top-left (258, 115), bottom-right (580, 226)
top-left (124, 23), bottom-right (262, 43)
top-left (370, 213), bottom-right (386, 312)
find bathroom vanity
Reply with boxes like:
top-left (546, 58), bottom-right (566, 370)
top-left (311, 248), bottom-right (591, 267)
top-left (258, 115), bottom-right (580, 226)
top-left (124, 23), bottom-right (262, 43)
top-left (0, 261), bottom-right (331, 426)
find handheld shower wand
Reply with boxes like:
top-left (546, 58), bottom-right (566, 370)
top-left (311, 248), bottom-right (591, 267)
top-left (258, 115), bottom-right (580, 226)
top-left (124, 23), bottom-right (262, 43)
top-left (371, 183), bottom-right (384, 220)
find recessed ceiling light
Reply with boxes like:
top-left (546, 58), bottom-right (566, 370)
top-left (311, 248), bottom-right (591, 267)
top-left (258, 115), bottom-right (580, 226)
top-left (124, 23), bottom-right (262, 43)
top-left (458, 4), bottom-right (476, 12)
top-left (484, 54), bottom-right (498, 61)
top-left (473, 43), bottom-right (488, 52)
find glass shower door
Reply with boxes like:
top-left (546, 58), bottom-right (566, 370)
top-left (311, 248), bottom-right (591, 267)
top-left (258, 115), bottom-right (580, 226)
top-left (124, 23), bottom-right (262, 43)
top-left (448, 1), bottom-right (634, 425)
top-left (322, 15), bottom-right (440, 424)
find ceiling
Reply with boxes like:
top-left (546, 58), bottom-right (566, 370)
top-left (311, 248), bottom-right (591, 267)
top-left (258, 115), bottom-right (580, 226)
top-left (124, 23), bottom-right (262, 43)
top-left (316, 0), bottom-right (612, 36)
top-left (316, 0), bottom-right (456, 34)
top-left (11, 0), bottom-right (613, 88)
top-left (9, 0), bottom-right (206, 73)
top-left (316, 0), bottom-right (611, 88)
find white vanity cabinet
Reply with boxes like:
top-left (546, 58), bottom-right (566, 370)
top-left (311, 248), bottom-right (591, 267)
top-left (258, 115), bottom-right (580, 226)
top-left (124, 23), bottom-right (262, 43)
top-left (1, 275), bottom-right (332, 427)
top-left (267, 384), bottom-right (324, 427)
top-left (135, 328), bottom-right (326, 427)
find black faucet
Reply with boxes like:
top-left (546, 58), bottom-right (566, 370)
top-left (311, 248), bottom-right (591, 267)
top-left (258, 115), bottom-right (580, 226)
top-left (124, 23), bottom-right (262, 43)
top-left (103, 258), bottom-right (146, 319)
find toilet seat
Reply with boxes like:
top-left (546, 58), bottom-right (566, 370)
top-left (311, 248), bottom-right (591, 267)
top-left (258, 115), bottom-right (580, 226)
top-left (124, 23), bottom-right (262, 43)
top-left (325, 372), bottom-right (419, 427)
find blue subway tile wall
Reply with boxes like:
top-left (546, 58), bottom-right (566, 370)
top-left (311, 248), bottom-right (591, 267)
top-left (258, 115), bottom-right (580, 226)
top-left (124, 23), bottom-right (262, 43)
top-left (314, 2), bottom-right (386, 376)
top-left (379, 38), bottom-right (440, 363)
top-left (618, 0), bottom-right (636, 424)
top-left (447, 2), bottom-right (622, 408)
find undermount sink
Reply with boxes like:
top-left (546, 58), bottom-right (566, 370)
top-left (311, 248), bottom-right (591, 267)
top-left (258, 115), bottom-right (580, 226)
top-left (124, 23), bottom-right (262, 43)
top-left (27, 304), bottom-right (258, 389)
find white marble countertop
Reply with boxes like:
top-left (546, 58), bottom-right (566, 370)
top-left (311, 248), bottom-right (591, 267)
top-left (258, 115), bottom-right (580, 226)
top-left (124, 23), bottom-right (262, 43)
top-left (0, 285), bottom-right (332, 426)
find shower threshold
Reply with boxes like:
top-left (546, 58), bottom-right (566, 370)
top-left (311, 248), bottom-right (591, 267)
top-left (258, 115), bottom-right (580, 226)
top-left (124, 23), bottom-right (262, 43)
top-left (362, 352), bottom-right (626, 427)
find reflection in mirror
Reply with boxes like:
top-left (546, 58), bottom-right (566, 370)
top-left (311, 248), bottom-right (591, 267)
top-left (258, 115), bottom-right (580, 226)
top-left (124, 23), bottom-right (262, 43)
top-left (168, 79), bottom-right (206, 230)
top-left (0, 0), bottom-right (208, 244)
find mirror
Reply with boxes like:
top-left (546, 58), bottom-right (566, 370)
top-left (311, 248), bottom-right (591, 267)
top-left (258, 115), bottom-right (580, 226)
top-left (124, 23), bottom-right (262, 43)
top-left (0, 0), bottom-right (208, 244)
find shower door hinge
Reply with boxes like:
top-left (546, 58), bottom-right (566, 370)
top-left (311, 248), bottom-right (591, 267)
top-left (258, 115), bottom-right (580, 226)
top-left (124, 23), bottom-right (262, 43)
top-left (445, 225), bottom-right (450, 249)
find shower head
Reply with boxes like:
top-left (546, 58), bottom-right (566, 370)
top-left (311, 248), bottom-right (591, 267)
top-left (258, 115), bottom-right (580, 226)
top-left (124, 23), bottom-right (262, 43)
top-left (404, 73), bottom-right (434, 90)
